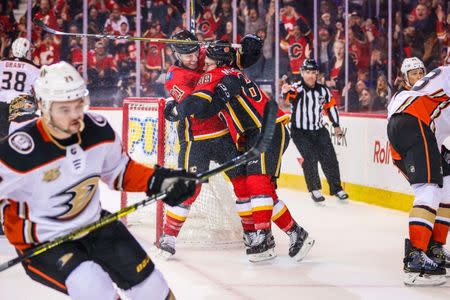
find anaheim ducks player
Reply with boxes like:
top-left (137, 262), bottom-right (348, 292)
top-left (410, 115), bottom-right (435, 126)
top-left (175, 41), bottom-right (315, 263)
top-left (0, 38), bottom-right (40, 138)
top-left (387, 57), bottom-right (450, 286)
top-left (0, 61), bottom-right (196, 299)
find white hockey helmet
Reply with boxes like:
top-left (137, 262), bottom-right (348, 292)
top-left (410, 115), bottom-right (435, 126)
top-left (400, 57), bottom-right (425, 86)
top-left (11, 37), bottom-right (31, 58)
top-left (34, 61), bottom-right (89, 113)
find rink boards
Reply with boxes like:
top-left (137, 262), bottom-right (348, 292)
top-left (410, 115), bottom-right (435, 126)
top-left (92, 108), bottom-right (414, 212)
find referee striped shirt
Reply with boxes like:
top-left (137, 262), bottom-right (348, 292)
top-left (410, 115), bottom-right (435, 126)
top-left (283, 80), bottom-right (340, 130)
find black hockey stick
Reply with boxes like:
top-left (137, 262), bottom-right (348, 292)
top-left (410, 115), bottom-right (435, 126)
top-left (0, 101), bottom-right (277, 272)
top-left (33, 19), bottom-right (241, 49)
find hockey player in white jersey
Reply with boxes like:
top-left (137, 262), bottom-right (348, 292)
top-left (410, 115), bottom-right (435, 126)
top-left (387, 57), bottom-right (450, 286)
top-left (0, 61), bottom-right (196, 299)
top-left (0, 38), bottom-right (40, 138)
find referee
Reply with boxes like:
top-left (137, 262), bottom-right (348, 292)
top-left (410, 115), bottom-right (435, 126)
top-left (282, 58), bottom-right (348, 203)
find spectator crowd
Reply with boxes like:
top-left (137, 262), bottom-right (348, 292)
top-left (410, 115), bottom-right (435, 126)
top-left (1, 0), bottom-right (450, 112)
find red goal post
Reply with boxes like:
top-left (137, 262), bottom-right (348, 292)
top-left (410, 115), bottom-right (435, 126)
top-left (121, 97), bottom-right (243, 247)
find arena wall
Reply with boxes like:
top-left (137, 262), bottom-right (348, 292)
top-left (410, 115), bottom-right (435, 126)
top-left (92, 108), bottom-right (414, 212)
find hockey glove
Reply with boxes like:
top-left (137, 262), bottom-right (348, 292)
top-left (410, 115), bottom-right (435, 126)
top-left (215, 75), bottom-right (242, 104)
top-left (240, 34), bottom-right (263, 56)
top-left (237, 34), bottom-right (263, 69)
top-left (164, 99), bottom-right (179, 122)
top-left (147, 165), bottom-right (196, 206)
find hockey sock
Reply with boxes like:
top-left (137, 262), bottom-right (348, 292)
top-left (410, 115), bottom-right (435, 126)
top-left (433, 176), bottom-right (450, 245)
top-left (162, 185), bottom-right (201, 237)
top-left (247, 175), bottom-right (273, 230)
top-left (272, 199), bottom-right (295, 233)
top-left (231, 176), bottom-right (255, 231)
top-left (163, 204), bottom-right (191, 237)
top-left (235, 199), bottom-right (255, 231)
top-left (409, 184), bottom-right (440, 251)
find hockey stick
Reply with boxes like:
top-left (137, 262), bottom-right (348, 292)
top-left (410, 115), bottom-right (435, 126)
top-left (33, 19), bottom-right (241, 49)
top-left (0, 101), bottom-right (277, 272)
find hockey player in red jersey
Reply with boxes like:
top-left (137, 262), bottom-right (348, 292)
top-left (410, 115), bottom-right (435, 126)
top-left (0, 61), bottom-right (196, 299)
top-left (175, 40), bottom-right (315, 262)
top-left (388, 57), bottom-right (450, 286)
top-left (161, 29), bottom-right (274, 261)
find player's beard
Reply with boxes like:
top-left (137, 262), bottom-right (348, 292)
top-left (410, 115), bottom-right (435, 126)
top-left (47, 116), bottom-right (85, 137)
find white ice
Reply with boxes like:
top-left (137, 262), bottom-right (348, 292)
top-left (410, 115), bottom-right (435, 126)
top-left (1, 188), bottom-right (449, 300)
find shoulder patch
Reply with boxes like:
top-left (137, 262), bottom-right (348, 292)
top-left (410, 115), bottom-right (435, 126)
top-left (166, 71), bottom-right (173, 80)
top-left (197, 73), bottom-right (212, 85)
top-left (8, 132), bottom-right (35, 155)
top-left (87, 113), bottom-right (107, 127)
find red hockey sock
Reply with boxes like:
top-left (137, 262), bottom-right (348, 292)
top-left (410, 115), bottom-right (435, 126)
top-left (409, 205), bottom-right (436, 251)
top-left (272, 199), bottom-right (295, 232)
top-left (247, 175), bottom-right (273, 230)
top-left (163, 205), bottom-right (190, 237)
top-left (162, 185), bottom-right (201, 237)
top-left (231, 176), bottom-right (255, 231)
top-left (410, 224), bottom-right (433, 251)
top-left (433, 203), bottom-right (450, 244)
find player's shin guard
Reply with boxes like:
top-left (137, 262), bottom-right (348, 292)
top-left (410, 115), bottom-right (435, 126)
top-left (124, 268), bottom-right (170, 300)
top-left (408, 184), bottom-right (441, 251)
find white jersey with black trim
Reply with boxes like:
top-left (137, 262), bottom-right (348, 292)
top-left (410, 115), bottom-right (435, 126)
top-left (0, 58), bottom-right (40, 104)
top-left (388, 66), bottom-right (450, 150)
top-left (0, 113), bottom-right (130, 248)
top-left (8, 116), bottom-right (39, 135)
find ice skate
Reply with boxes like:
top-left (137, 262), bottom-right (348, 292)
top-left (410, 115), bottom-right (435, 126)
top-left (403, 239), bottom-right (446, 286)
top-left (247, 229), bottom-right (277, 262)
top-left (287, 224), bottom-right (315, 262)
top-left (427, 240), bottom-right (450, 277)
top-left (157, 234), bottom-right (177, 259)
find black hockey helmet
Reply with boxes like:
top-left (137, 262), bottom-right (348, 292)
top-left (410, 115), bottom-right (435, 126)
top-left (301, 58), bottom-right (319, 71)
top-left (8, 94), bottom-right (38, 121)
top-left (170, 29), bottom-right (200, 54)
top-left (205, 40), bottom-right (235, 66)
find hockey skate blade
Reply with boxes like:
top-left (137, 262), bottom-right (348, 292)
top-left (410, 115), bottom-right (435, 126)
top-left (403, 273), bottom-right (446, 286)
top-left (150, 246), bottom-right (177, 260)
top-left (292, 236), bottom-right (315, 262)
top-left (248, 248), bottom-right (277, 263)
top-left (156, 248), bottom-right (175, 260)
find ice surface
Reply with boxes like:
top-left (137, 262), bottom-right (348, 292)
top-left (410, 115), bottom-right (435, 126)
top-left (1, 187), bottom-right (449, 300)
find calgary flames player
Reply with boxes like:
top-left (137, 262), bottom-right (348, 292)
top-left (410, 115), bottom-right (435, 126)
top-left (387, 57), bottom-right (450, 286)
top-left (160, 30), bottom-right (272, 261)
top-left (175, 41), bottom-right (315, 262)
top-left (0, 61), bottom-right (195, 299)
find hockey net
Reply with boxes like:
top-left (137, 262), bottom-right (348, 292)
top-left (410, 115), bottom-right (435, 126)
top-left (121, 97), bottom-right (242, 247)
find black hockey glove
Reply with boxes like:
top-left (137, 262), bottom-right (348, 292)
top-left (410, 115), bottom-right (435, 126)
top-left (214, 75), bottom-right (242, 104)
top-left (241, 34), bottom-right (263, 56)
top-left (237, 34), bottom-right (263, 69)
top-left (164, 99), bottom-right (179, 122)
top-left (147, 165), bottom-right (196, 206)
